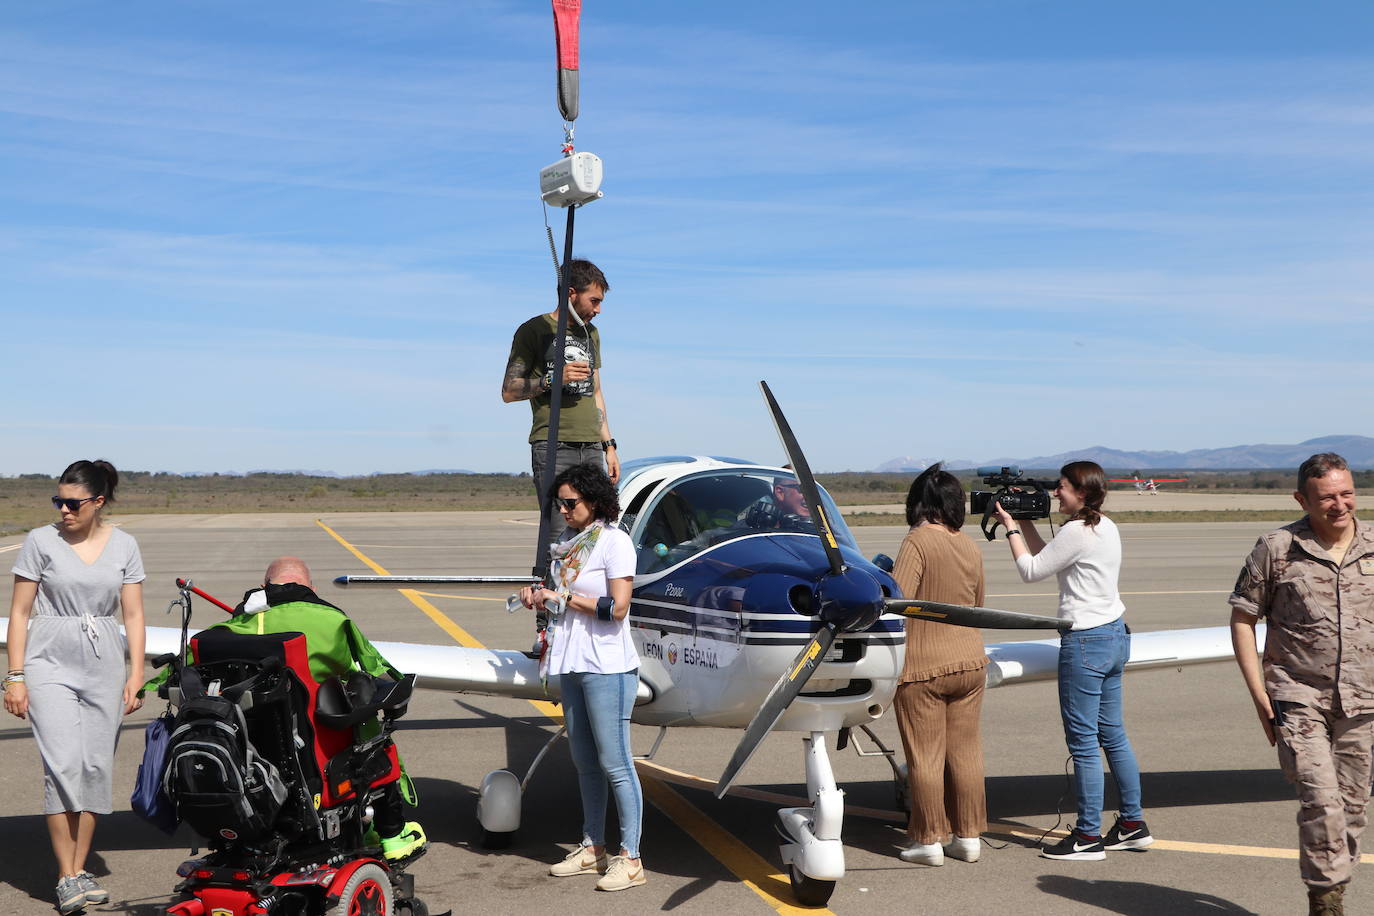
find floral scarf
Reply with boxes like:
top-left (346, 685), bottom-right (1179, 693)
top-left (538, 521), bottom-right (605, 690)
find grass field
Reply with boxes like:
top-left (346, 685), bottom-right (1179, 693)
top-left (2, 470), bottom-right (1340, 538)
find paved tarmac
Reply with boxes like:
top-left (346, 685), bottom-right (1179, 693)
top-left (1, 508), bottom-right (1363, 915)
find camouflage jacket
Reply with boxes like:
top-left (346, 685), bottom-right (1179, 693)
top-left (1229, 517), bottom-right (1374, 714)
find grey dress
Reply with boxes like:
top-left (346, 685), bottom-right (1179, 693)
top-left (13, 523), bottom-right (145, 814)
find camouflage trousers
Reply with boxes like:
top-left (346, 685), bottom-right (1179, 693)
top-left (1274, 702), bottom-right (1374, 888)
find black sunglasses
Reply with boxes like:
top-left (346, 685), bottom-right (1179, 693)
top-left (556, 497), bottom-right (582, 511)
top-left (52, 495), bottom-right (98, 512)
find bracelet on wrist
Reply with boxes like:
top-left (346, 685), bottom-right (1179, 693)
top-left (1006, 529), bottom-right (1023, 538)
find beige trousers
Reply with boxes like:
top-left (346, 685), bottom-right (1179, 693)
top-left (893, 667), bottom-right (988, 845)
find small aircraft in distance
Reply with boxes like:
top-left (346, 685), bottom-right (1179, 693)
top-left (1109, 472), bottom-right (1189, 494)
top-left (0, 386), bottom-right (1244, 908)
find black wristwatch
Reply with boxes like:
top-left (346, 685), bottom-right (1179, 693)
top-left (601, 438), bottom-right (617, 450)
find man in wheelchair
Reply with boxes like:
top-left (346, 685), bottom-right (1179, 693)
top-left (147, 557), bottom-right (426, 865)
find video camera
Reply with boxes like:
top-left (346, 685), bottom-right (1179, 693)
top-left (969, 466), bottom-right (1057, 541)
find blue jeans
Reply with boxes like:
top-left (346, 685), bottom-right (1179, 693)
top-left (1058, 617), bottom-right (1143, 835)
top-left (559, 670), bottom-right (643, 858)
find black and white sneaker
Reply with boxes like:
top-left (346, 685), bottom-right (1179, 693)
top-left (1039, 828), bottom-right (1106, 861)
top-left (1103, 816), bottom-right (1154, 851)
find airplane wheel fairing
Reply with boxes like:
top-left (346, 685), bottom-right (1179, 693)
top-left (326, 863), bottom-right (392, 916)
top-left (788, 865), bottom-right (836, 908)
top-left (477, 768), bottom-right (522, 834)
top-left (480, 827), bottom-right (513, 849)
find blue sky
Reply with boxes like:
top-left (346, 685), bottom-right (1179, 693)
top-left (2, 1), bottom-right (1371, 475)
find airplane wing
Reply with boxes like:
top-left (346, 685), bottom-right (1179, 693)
top-left (0, 619), bottom-right (653, 704)
top-left (984, 624), bottom-right (1261, 688)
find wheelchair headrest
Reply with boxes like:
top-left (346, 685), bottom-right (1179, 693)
top-left (193, 628), bottom-right (306, 667)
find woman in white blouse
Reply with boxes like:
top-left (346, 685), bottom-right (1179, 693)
top-left (520, 462), bottom-right (645, 893)
top-left (994, 460), bottom-right (1152, 861)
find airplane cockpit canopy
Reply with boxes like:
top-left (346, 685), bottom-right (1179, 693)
top-left (627, 469), bottom-right (857, 574)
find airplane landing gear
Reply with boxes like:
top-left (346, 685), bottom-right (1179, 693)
top-left (476, 724), bottom-right (567, 847)
top-left (774, 731), bottom-right (843, 907)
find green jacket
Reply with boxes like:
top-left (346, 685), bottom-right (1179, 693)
top-left (143, 583), bottom-right (399, 694)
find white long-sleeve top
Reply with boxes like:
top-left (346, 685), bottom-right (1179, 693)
top-left (1014, 516), bottom-right (1126, 630)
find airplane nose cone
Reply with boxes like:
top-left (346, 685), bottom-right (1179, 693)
top-left (816, 566), bottom-right (884, 633)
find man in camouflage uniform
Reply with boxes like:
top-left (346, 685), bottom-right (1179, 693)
top-left (1230, 453), bottom-right (1374, 916)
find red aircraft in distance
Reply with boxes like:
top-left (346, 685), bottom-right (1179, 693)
top-left (1109, 472), bottom-right (1189, 494)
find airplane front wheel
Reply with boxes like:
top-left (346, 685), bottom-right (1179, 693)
top-left (480, 827), bottom-right (514, 849)
top-left (788, 865), bottom-right (836, 908)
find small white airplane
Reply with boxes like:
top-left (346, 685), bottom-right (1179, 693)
top-left (1109, 472), bottom-right (1189, 494)
top-left (0, 386), bottom-right (1246, 907)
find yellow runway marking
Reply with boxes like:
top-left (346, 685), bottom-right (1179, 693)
top-left (644, 763), bottom-right (1371, 866)
top-left (316, 520), bottom-right (558, 717)
top-left (0, 544), bottom-right (20, 553)
top-left (639, 770), bottom-right (834, 916)
top-left (349, 543), bottom-right (533, 551)
top-left (989, 824), bottom-right (1374, 863)
top-left (318, 517), bottom-right (816, 911)
top-left (411, 591), bottom-right (507, 602)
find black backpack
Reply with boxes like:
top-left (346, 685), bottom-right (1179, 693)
top-left (162, 673), bottom-right (289, 844)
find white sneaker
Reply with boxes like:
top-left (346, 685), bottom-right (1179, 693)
top-left (944, 836), bottom-right (981, 863)
top-left (898, 841), bottom-right (944, 865)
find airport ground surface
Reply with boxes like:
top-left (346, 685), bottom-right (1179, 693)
top-left (2, 498), bottom-right (1366, 915)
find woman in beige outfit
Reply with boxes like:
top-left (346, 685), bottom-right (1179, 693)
top-left (891, 463), bottom-right (988, 866)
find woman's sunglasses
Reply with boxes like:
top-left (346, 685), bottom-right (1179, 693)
top-left (52, 496), bottom-right (98, 512)
top-left (556, 497), bottom-right (582, 512)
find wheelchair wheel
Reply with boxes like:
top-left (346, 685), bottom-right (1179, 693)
top-left (326, 863), bottom-right (392, 916)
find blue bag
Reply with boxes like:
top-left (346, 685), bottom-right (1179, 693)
top-left (130, 713), bottom-right (178, 834)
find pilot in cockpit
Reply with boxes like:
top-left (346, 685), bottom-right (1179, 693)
top-left (741, 476), bottom-right (814, 532)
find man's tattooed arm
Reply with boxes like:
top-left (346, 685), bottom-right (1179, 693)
top-left (501, 356), bottom-right (547, 403)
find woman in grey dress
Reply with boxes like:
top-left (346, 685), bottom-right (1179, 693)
top-left (4, 460), bottom-right (146, 914)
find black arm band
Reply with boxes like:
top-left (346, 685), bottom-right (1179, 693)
top-left (596, 596), bottom-right (615, 622)
top-left (1006, 529), bottom-right (1023, 538)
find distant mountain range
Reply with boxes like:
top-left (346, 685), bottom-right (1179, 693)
top-left (875, 435), bottom-right (1374, 473)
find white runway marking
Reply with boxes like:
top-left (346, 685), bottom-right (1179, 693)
top-left (0, 544), bottom-right (20, 553)
top-left (503, 518), bottom-right (540, 526)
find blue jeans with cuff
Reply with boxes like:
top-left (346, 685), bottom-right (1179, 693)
top-left (1057, 617), bottom-right (1143, 836)
top-left (559, 669), bottom-right (643, 859)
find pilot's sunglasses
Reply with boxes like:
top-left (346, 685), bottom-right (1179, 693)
top-left (52, 495), bottom-right (98, 511)
top-left (556, 497), bottom-right (581, 511)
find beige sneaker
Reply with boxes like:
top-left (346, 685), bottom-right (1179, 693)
top-left (595, 856), bottom-right (647, 892)
top-left (549, 845), bottom-right (608, 877)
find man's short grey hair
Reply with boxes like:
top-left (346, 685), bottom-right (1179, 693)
top-left (1297, 452), bottom-right (1349, 494)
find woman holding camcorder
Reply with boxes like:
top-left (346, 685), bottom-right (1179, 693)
top-left (993, 460), bottom-right (1153, 862)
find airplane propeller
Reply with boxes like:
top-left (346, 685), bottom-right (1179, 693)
top-left (715, 383), bottom-right (1061, 798)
